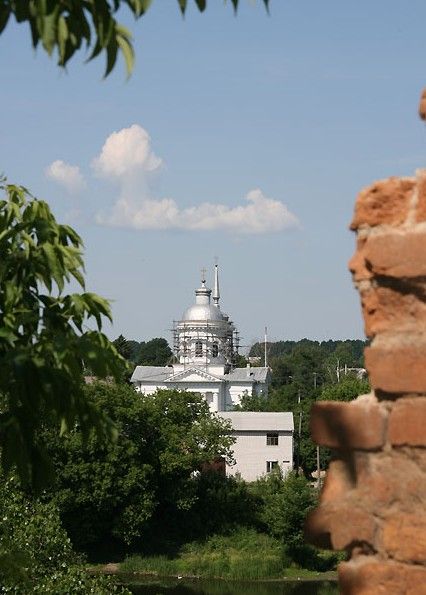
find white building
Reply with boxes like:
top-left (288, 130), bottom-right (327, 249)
top-left (220, 412), bottom-right (294, 481)
top-left (130, 266), bottom-right (294, 481)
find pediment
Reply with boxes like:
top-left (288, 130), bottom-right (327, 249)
top-left (165, 367), bottom-right (222, 383)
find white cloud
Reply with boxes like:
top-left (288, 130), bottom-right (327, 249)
top-left (91, 124), bottom-right (299, 235)
top-left (96, 188), bottom-right (299, 234)
top-left (45, 160), bottom-right (86, 193)
top-left (92, 124), bottom-right (162, 178)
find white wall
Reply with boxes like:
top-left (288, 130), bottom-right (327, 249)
top-left (226, 430), bottom-right (293, 482)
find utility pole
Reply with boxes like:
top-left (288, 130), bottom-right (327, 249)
top-left (296, 389), bottom-right (302, 476)
top-left (313, 372), bottom-right (317, 389)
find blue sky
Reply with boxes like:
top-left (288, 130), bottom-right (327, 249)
top-left (1, 1), bottom-right (426, 348)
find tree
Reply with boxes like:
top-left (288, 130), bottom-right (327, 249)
top-left (250, 470), bottom-right (317, 567)
top-left (320, 375), bottom-right (370, 402)
top-left (138, 337), bottom-right (173, 366)
top-left (0, 181), bottom-right (124, 488)
top-left (42, 384), bottom-right (234, 552)
top-left (112, 334), bottom-right (133, 360)
top-left (0, 1), bottom-right (270, 78)
top-left (0, 474), bottom-right (129, 593)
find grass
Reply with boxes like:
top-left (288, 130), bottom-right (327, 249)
top-left (121, 529), bottom-right (333, 581)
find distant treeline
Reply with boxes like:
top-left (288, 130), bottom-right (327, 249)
top-left (250, 338), bottom-right (367, 369)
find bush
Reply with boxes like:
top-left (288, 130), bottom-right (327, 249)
top-left (0, 475), bottom-right (129, 593)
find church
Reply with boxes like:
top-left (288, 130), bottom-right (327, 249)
top-left (131, 266), bottom-right (294, 481)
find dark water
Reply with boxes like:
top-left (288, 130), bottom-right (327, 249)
top-left (123, 576), bottom-right (339, 595)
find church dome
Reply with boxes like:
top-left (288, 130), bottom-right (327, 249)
top-left (182, 303), bottom-right (225, 322)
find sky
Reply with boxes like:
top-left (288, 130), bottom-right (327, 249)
top-left (1, 1), bottom-right (426, 349)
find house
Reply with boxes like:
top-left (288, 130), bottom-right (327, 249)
top-left (220, 411), bottom-right (294, 481)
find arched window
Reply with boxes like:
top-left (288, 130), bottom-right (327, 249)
top-left (195, 341), bottom-right (203, 356)
top-left (212, 342), bottom-right (219, 358)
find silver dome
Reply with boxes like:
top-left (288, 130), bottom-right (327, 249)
top-left (182, 303), bottom-right (225, 322)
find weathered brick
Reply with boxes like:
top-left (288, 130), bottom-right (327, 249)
top-left (339, 559), bottom-right (426, 595)
top-left (320, 459), bottom-right (353, 504)
top-left (310, 399), bottom-right (386, 450)
top-left (351, 177), bottom-right (414, 230)
top-left (306, 505), bottom-right (375, 551)
top-left (415, 170), bottom-right (426, 222)
top-left (419, 88), bottom-right (426, 121)
top-left (366, 344), bottom-right (426, 393)
top-left (355, 451), bottom-right (426, 510)
top-left (348, 238), bottom-right (373, 282)
top-left (360, 285), bottom-right (426, 337)
top-left (363, 231), bottom-right (426, 278)
top-left (383, 514), bottom-right (426, 563)
top-left (388, 398), bottom-right (426, 446)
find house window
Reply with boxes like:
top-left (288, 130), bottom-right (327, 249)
top-left (266, 432), bottom-right (279, 446)
top-left (212, 342), bottom-right (219, 357)
top-left (195, 341), bottom-right (203, 356)
top-left (266, 461), bottom-right (278, 473)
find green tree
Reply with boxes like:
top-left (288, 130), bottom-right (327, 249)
top-left (0, 181), bottom-right (124, 488)
top-left (43, 384), bottom-right (234, 552)
top-left (138, 337), bottom-right (173, 366)
top-left (112, 334), bottom-right (133, 360)
top-left (320, 375), bottom-right (370, 402)
top-left (0, 1), bottom-right (269, 77)
top-left (0, 474), bottom-right (129, 593)
top-left (250, 471), bottom-right (317, 567)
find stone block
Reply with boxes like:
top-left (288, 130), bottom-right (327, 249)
top-left (351, 177), bottom-right (414, 230)
top-left (306, 504), bottom-right (375, 551)
top-left (339, 559), bottom-right (426, 595)
top-left (366, 344), bottom-right (426, 393)
top-left (310, 399), bottom-right (386, 450)
top-left (388, 398), bottom-right (426, 446)
top-left (383, 514), bottom-right (426, 563)
top-left (363, 231), bottom-right (426, 278)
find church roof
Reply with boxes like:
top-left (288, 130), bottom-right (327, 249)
top-left (131, 366), bottom-right (172, 382)
top-left (220, 411), bottom-right (294, 432)
top-left (226, 367), bottom-right (270, 382)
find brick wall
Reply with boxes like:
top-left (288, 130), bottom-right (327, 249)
top-left (305, 171), bottom-right (426, 594)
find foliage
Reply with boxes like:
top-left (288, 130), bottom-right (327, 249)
top-left (320, 375), bottom-right (370, 402)
top-left (42, 384), bottom-right (234, 552)
top-left (0, 475), bottom-right (129, 593)
top-left (112, 334), bottom-right (134, 361)
top-left (0, 181), bottom-right (124, 489)
top-left (250, 471), bottom-right (317, 567)
top-left (188, 471), bottom-right (260, 539)
top-left (137, 337), bottom-right (173, 366)
top-left (0, 0), bottom-right (269, 77)
top-left (122, 528), bottom-right (287, 580)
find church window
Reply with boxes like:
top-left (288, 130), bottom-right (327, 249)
top-left (195, 341), bottom-right (203, 356)
top-left (266, 433), bottom-right (279, 446)
top-left (212, 342), bottom-right (219, 357)
top-left (266, 461), bottom-right (278, 473)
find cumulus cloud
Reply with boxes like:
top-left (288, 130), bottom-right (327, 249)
top-left (45, 160), bottom-right (86, 193)
top-left (92, 124), bottom-right (162, 178)
top-left (96, 188), bottom-right (299, 234)
top-left (91, 124), bottom-right (299, 234)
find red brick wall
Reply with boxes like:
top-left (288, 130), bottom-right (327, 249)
top-left (305, 171), bottom-right (426, 594)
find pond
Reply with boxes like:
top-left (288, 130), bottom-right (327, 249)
top-left (123, 576), bottom-right (339, 595)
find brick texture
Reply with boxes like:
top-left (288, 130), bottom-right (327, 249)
top-left (366, 344), bottom-right (426, 393)
top-left (388, 397), bottom-right (426, 446)
top-left (306, 159), bottom-right (426, 593)
top-left (350, 177), bottom-right (414, 230)
top-left (310, 399), bottom-right (386, 450)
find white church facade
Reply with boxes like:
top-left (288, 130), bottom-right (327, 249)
top-left (131, 266), bottom-right (294, 480)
